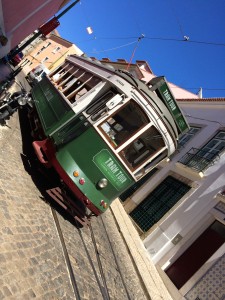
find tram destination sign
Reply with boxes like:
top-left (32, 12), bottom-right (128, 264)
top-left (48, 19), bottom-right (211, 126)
top-left (93, 149), bottom-right (132, 190)
top-left (149, 76), bottom-right (189, 134)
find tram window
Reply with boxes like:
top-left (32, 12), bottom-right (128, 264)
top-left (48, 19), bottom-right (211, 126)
top-left (119, 126), bottom-right (165, 169)
top-left (86, 91), bottom-right (115, 115)
top-left (64, 72), bottom-right (93, 101)
top-left (86, 76), bottom-right (101, 88)
top-left (86, 91), bottom-right (116, 122)
top-left (51, 65), bottom-right (76, 84)
top-left (52, 64), bottom-right (102, 104)
top-left (134, 149), bottom-right (167, 179)
top-left (98, 100), bottom-right (149, 148)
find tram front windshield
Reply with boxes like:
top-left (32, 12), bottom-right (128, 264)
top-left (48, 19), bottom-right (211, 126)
top-left (99, 100), bottom-right (149, 148)
top-left (119, 126), bottom-right (165, 169)
top-left (99, 100), bottom-right (166, 171)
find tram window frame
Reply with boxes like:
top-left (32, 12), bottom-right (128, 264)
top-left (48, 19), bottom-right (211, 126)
top-left (119, 126), bottom-right (166, 171)
top-left (66, 72), bottom-right (101, 104)
top-left (97, 100), bottom-right (149, 149)
top-left (86, 90), bottom-right (117, 122)
top-left (50, 64), bottom-right (102, 105)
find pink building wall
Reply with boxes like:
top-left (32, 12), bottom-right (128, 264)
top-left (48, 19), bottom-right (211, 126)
top-left (0, 0), bottom-right (71, 57)
top-left (140, 68), bottom-right (199, 99)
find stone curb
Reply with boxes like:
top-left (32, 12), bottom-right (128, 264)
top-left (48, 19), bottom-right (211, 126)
top-left (111, 199), bottom-right (173, 300)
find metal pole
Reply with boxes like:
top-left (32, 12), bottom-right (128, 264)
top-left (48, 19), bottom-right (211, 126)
top-left (8, 32), bottom-right (41, 60)
top-left (57, 0), bottom-right (80, 19)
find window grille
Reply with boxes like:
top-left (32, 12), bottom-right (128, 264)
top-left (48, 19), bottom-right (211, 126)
top-left (179, 131), bottom-right (225, 172)
top-left (130, 176), bottom-right (191, 232)
top-left (119, 168), bottom-right (158, 202)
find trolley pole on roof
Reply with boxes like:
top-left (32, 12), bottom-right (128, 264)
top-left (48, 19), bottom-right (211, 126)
top-left (126, 34), bottom-right (145, 71)
top-left (7, 0), bottom-right (80, 61)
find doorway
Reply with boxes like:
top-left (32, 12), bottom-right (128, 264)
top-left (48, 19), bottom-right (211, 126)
top-left (165, 220), bottom-right (225, 289)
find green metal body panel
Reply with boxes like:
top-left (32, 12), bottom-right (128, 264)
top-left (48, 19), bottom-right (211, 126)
top-left (149, 76), bottom-right (189, 135)
top-left (31, 77), bottom-right (134, 211)
top-left (31, 77), bottom-right (75, 137)
top-left (50, 114), bottom-right (91, 146)
top-left (157, 82), bottom-right (189, 134)
top-left (56, 127), bottom-right (134, 211)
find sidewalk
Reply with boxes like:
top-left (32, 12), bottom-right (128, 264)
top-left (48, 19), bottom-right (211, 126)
top-left (111, 199), bottom-right (173, 300)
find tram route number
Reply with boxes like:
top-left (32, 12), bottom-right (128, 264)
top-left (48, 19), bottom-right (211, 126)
top-left (93, 149), bottom-right (132, 190)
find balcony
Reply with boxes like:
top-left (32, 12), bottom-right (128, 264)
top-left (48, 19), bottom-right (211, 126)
top-left (178, 147), bottom-right (221, 172)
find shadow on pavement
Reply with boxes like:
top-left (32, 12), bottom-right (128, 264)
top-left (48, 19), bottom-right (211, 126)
top-left (18, 107), bottom-right (86, 228)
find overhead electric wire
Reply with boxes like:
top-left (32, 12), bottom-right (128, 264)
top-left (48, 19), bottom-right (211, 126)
top-left (144, 36), bottom-right (225, 46)
top-left (77, 0), bottom-right (223, 94)
top-left (89, 40), bottom-right (137, 54)
top-left (199, 88), bottom-right (225, 91)
top-left (125, 0), bottom-right (143, 34)
top-left (173, 87), bottom-right (225, 91)
top-left (84, 35), bottom-right (225, 47)
top-left (168, 0), bottom-right (186, 38)
top-left (85, 35), bottom-right (225, 62)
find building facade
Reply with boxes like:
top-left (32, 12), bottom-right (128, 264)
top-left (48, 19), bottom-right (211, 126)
top-left (0, 0), bottom-right (72, 58)
top-left (104, 58), bottom-right (225, 300)
top-left (122, 99), bottom-right (225, 299)
top-left (22, 33), bottom-right (83, 74)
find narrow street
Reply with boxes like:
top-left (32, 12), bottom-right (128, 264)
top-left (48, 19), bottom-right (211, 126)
top-left (0, 87), bottom-right (148, 299)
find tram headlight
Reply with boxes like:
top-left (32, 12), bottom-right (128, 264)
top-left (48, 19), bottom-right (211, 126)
top-left (98, 178), bottom-right (108, 189)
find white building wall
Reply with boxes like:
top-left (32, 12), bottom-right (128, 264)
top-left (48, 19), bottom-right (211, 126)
top-left (129, 100), bottom-right (225, 299)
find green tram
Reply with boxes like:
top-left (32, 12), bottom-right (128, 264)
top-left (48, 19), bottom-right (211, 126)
top-left (30, 54), bottom-right (189, 217)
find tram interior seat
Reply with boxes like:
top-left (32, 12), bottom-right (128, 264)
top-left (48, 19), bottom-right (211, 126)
top-left (123, 127), bottom-right (165, 167)
top-left (112, 105), bottom-right (146, 145)
top-left (125, 138), bottom-right (156, 166)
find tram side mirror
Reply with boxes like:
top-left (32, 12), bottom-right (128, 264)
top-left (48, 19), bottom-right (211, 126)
top-left (106, 94), bottom-right (124, 110)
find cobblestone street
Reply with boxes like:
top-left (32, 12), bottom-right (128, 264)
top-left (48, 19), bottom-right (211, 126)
top-left (0, 81), bottom-right (172, 300)
top-left (0, 109), bottom-right (147, 299)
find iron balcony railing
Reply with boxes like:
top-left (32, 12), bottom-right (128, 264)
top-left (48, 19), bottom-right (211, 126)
top-left (178, 147), bottom-right (221, 172)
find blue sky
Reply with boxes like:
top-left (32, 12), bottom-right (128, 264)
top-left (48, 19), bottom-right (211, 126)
top-left (57, 0), bottom-right (225, 98)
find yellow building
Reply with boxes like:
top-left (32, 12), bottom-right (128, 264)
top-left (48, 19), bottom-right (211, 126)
top-left (22, 33), bottom-right (83, 73)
